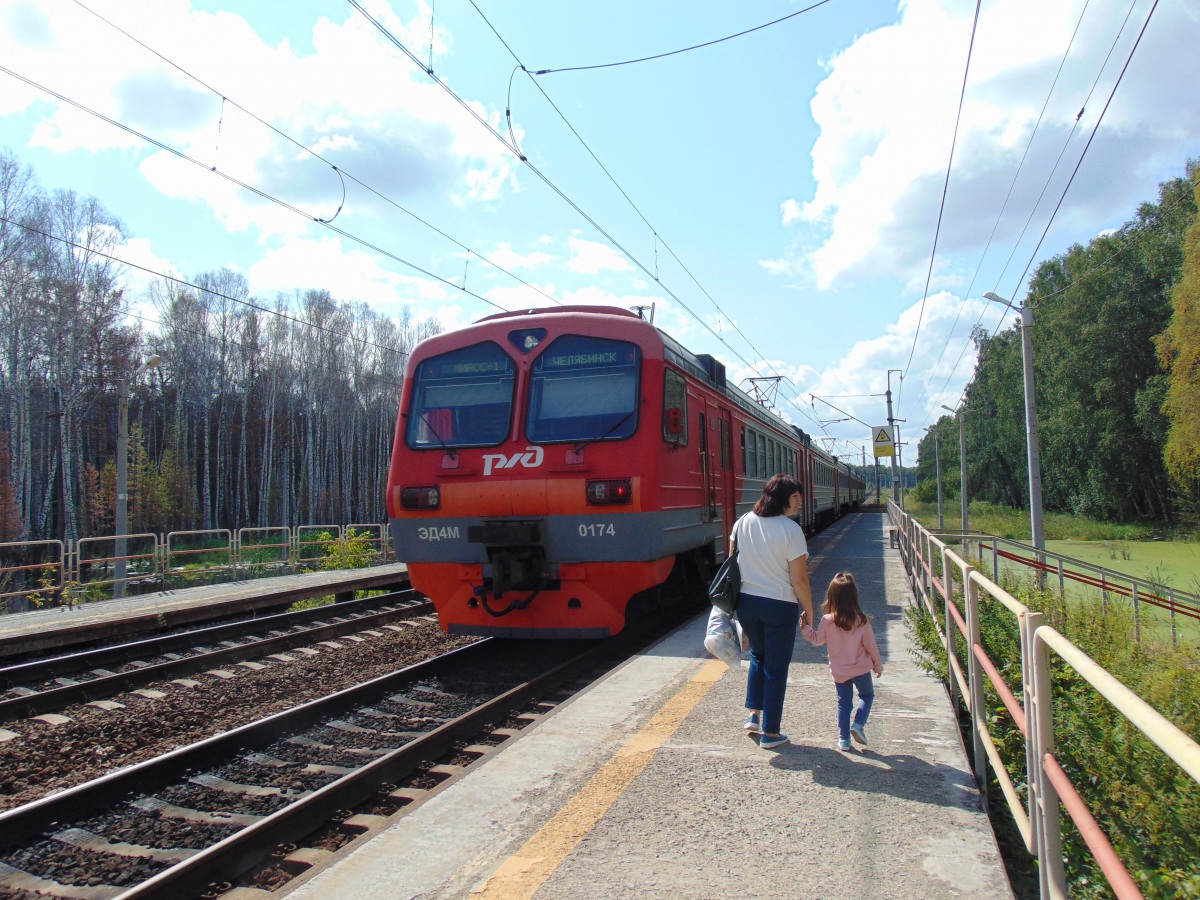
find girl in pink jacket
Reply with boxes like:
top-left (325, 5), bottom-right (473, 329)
top-left (801, 572), bottom-right (883, 751)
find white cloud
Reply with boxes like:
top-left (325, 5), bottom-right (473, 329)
top-left (771, 291), bottom-right (996, 451)
top-left (781, 0), bottom-right (1200, 290)
top-left (247, 234), bottom-right (449, 310)
top-left (483, 242), bottom-right (558, 271)
top-left (0, 0), bottom-right (519, 238)
top-left (566, 235), bottom-right (633, 275)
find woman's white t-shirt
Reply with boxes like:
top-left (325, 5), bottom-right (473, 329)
top-left (731, 512), bottom-right (809, 603)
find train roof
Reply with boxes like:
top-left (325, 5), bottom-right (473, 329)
top-left (463, 306), bottom-right (847, 468)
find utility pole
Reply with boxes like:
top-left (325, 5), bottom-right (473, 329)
top-left (886, 369), bottom-right (902, 504)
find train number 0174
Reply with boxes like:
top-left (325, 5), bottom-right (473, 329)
top-left (578, 523), bottom-right (616, 537)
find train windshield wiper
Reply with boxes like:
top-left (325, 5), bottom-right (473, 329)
top-left (572, 409), bottom-right (635, 454)
top-left (419, 412), bottom-right (457, 459)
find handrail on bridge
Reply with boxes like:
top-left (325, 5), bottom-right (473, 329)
top-left (889, 500), bottom-right (1200, 900)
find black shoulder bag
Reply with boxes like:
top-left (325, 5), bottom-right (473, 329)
top-left (708, 548), bottom-right (741, 615)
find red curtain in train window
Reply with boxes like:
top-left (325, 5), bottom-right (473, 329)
top-left (419, 407), bottom-right (455, 443)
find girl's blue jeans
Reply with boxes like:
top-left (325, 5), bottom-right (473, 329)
top-left (736, 592), bottom-right (799, 735)
top-left (835, 672), bottom-right (874, 740)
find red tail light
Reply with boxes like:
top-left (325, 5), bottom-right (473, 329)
top-left (400, 486), bottom-right (441, 510)
top-left (586, 479), bottom-right (632, 505)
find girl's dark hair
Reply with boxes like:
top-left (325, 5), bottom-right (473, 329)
top-left (824, 572), bottom-right (868, 631)
top-left (753, 473), bottom-right (803, 517)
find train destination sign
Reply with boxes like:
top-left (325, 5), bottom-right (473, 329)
top-left (872, 425), bottom-right (895, 458)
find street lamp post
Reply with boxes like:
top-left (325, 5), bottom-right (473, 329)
top-left (942, 404), bottom-right (968, 533)
top-left (934, 428), bottom-right (944, 530)
top-left (983, 292), bottom-right (1044, 555)
top-left (115, 355), bottom-right (161, 598)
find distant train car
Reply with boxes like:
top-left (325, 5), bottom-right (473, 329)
top-left (386, 306), bottom-right (860, 638)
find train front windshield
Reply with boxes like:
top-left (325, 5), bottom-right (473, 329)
top-left (526, 335), bottom-right (641, 443)
top-left (405, 341), bottom-right (515, 448)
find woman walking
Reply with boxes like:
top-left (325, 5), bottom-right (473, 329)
top-left (732, 474), bottom-right (813, 749)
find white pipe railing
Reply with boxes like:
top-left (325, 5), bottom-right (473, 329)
top-left (889, 500), bottom-right (1199, 899)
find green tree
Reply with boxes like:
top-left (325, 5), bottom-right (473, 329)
top-left (1156, 168), bottom-right (1200, 518)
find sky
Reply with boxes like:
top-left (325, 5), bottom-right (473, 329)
top-left (1, 0), bottom-right (1197, 465)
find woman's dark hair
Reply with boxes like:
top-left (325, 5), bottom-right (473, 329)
top-left (753, 473), bottom-right (804, 517)
top-left (824, 571), bottom-right (868, 631)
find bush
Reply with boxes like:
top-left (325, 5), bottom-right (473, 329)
top-left (906, 568), bottom-right (1200, 898)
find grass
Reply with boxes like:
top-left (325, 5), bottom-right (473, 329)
top-left (902, 496), bottom-right (1159, 542)
top-left (902, 496), bottom-right (1200, 647)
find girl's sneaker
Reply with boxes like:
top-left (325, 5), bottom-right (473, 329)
top-left (850, 723), bottom-right (868, 745)
top-left (759, 733), bottom-right (789, 750)
top-left (743, 712), bottom-right (762, 734)
top-left (838, 737), bottom-right (852, 751)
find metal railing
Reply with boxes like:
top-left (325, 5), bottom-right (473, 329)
top-left (890, 501), bottom-right (1200, 899)
top-left (962, 534), bottom-right (1200, 646)
top-left (0, 540), bottom-right (65, 607)
top-left (1, 523), bottom-right (396, 612)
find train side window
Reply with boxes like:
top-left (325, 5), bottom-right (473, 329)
top-left (526, 335), bottom-right (641, 443)
top-left (663, 369), bottom-right (688, 445)
top-left (405, 341), bottom-right (515, 449)
top-left (758, 433), bottom-right (767, 477)
top-left (741, 427), bottom-right (748, 475)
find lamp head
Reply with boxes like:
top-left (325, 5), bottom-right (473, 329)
top-left (133, 355), bottom-right (162, 379)
top-left (982, 291), bottom-right (1011, 307)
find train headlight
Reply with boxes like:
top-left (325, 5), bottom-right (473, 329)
top-left (586, 479), bottom-right (632, 505)
top-left (400, 486), bottom-right (441, 510)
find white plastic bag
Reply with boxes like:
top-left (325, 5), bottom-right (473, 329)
top-left (704, 606), bottom-right (741, 666)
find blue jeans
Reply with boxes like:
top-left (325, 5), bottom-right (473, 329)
top-left (737, 592), bottom-right (800, 735)
top-left (835, 673), bottom-right (875, 740)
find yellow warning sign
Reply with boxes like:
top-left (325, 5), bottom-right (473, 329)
top-left (872, 425), bottom-right (895, 458)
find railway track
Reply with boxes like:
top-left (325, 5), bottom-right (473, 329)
top-left (0, 592), bottom-right (433, 722)
top-left (0, 622), bottom-right (667, 900)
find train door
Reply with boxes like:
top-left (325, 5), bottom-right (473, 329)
top-left (714, 406), bottom-right (735, 545)
top-left (698, 411), bottom-right (713, 523)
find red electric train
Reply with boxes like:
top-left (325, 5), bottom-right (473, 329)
top-left (386, 306), bottom-right (864, 638)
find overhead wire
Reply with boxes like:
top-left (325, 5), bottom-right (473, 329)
top-left (0, 64), bottom-right (520, 316)
top-left (909, 0), bottom-right (1158, 431)
top-left (991, 0), bottom-right (1141, 297)
top-left (898, 0), bottom-right (982, 413)
top-left (908, 0), bottom-right (1095, 417)
top-left (1007, 0), bottom-right (1160, 301)
top-left (345, 0), bottom-right (833, 435)
top-left (470, 0), bottom-right (779, 391)
top-left (529, 0), bottom-right (836, 75)
top-left (66, 0), bottom-right (564, 310)
top-left (1, 212), bottom-right (413, 374)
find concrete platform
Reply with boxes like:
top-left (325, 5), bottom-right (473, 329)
top-left (286, 513), bottom-right (1011, 899)
top-left (0, 563), bottom-right (410, 659)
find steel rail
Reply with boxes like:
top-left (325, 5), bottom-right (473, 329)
top-left (120, 638), bottom-right (612, 899)
top-left (0, 594), bottom-right (434, 721)
top-left (0, 590), bottom-right (423, 688)
top-left (0, 640), bottom-right (493, 849)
